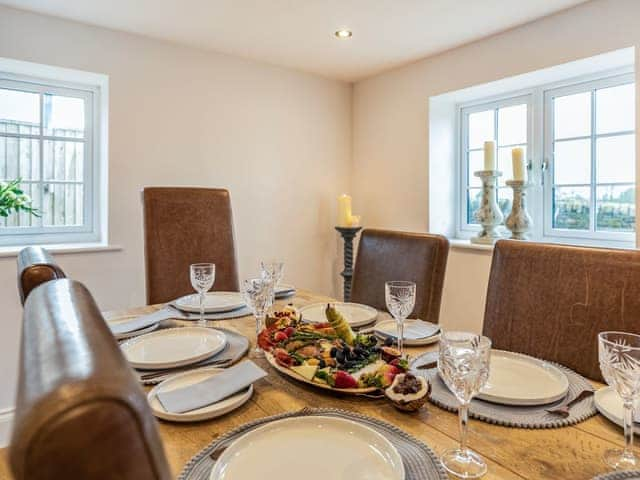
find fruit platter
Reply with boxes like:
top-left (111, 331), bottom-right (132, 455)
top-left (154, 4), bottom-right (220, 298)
top-left (258, 304), bottom-right (410, 394)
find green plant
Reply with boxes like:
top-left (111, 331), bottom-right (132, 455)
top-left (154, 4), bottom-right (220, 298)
top-left (0, 179), bottom-right (40, 218)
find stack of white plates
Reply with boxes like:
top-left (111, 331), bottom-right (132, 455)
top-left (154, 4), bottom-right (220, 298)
top-left (475, 350), bottom-right (570, 406)
top-left (173, 291), bottom-right (245, 313)
top-left (120, 327), bottom-right (227, 370)
top-left (300, 302), bottom-right (378, 328)
top-left (594, 386), bottom-right (640, 428)
top-left (209, 416), bottom-right (405, 480)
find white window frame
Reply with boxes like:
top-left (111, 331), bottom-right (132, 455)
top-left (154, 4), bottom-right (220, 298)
top-left (0, 71), bottom-right (103, 247)
top-left (456, 67), bottom-right (635, 247)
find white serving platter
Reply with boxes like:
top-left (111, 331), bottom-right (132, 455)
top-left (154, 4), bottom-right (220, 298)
top-left (174, 291), bottom-right (245, 313)
top-left (476, 350), bottom-right (569, 406)
top-left (374, 319), bottom-right (441, 346)
top-left (300, 302), bottom-right (378, 328)
top-left (147, 367), bottom-right (253, 422)
top-left (120, 327), bottom-right (227, 370)
top-left (209, 416), bottom-right (405, 480)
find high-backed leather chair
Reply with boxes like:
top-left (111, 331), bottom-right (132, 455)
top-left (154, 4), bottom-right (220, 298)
top-left (10, 279), bottom-right (171, 480)
top-left (16, 246), bottom-right (65, 305)
top-left (350, 229), bottom-right (449, 323)
top-left (143, 187), bottom-right (240, 305)
top-left (483, 240), bottom-right (640, 382)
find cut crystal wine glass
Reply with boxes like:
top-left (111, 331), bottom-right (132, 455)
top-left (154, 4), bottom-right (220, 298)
top-left (189, 263), bottom-right (215, 326)
top-left (438, 331), bottom-right (492, 479)
top-left (242, 277), bottom-right (273, 357)
top-left (598, 331), bottom-right (640, 470)
top-left (260, 261), bottom-right (284, 308)
top-left (385, 281), bottom-right (416, 356)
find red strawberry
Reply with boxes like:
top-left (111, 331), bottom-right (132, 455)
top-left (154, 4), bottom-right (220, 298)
top-left (283, 326), bottom-right (296, 337)
top-left (274, 331), bottom-right (288, 342)
top-left (334, 370), bottom-right (358, 389)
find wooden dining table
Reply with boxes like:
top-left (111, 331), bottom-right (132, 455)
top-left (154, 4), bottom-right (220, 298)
top-left (0, 290), bottom-right (629, 480)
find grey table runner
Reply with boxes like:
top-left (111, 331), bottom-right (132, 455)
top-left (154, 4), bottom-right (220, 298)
top-left (593, 472), bottom-right (640, 480)
top-left (179, 408), bottom-right (448, 480)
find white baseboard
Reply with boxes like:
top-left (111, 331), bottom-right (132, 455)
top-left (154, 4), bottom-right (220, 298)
top-left (0, 407), bottom-right (14, 448)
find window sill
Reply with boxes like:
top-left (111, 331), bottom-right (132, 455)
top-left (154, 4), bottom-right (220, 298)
top-left (448, 237), bottom-right (637, 252)
top-left (0, 243), bottom-right (122, 258)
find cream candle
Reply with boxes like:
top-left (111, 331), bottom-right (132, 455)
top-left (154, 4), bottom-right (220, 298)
top-left (483, 141), bottom-right (496, 171)
top-left (512, 148), bottom-right (525, 181)
top-left (337, 194), bottom-right (352, 227)
top-left (348, 215), bottom-right (361, 227)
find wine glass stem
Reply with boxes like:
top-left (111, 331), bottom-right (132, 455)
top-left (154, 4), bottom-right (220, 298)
top-left (459, 403), bottom-right (469, 455)
top-left (199, 292), bottom-right (205, 326)
top-left (255, 313), bottom-right (266, 352)
top-left (396, 318), bottom-right (404, 356)
top-left (623, 400), bottom-right (636, 459)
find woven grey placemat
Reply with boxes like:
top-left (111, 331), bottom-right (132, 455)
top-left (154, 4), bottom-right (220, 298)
top-left (179, 407), bottom-right (448, 480)
top-left (168, 305), bottom-right (252, 321)
top-left (593, 471), bottom-right (640, 479)
top-left (136, 328), bottom-right (249, 385)
top-left (414, 351), bottom-right (597, 429)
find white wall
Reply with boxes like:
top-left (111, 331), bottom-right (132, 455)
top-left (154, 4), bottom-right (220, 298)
top-left (0, 5), bottom-right (351, 427)
top-left (352, 0), bottom-right (640, 333)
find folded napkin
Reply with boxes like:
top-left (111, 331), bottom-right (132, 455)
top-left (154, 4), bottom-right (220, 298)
top-left (376, 321), bottom-right (440, 340)
top-left (108, 308), bottom-right (175, 335)
top-left (156, 360), bottom-right (267, 413)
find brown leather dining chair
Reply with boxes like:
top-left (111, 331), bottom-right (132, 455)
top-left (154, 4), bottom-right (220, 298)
top-left (16, 246), bottom-right (65, 305)
top-left (483, 240), bottom-right (640, 382)
top-left (143, 187), bottom-right (240, 305)
top-left (350, 229), bottom-right (449, 323)
top-left (10, 279), bottom-right (171, 480)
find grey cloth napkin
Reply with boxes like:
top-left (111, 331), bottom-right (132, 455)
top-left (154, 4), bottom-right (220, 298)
top-left (157, 360), bottom-right (267, 413)
top-left (108, 308), bottom-right (174, 335)
top-left (375, 321), bottom-right (440, 340)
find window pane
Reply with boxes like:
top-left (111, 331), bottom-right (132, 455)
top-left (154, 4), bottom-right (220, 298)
top-left (2, 182), bottom-right (41, 228)
top-left (554, 139), bottom-right (591, 185)
top-left (44, 140), bottom-right (84, 181)
top-left (0, 88), bottom-right (40, 134)
top-left (468, 110), bottom-right (494, 149)
top-left (43, 94), bottom-right (85, 138)
top-left (596, 134), bottom-right (635, 184)
top-left (467, 188), bottom-right (482, 224)
top-left (596, 185), bottom-right (635, 232)
top-left (42, 183), bottom-right (83, 226)
top-left (596, 83), bottom-right (635, 135)
top-left (498, 187), bottom-right (513, 220)
top-left (497, 146), bottom-right (527, 185)
top-left (498, 104), bottom-right (527, 146)
top-left (468, 150), bottom-right (483, 187)
top-left (554, 91), bottom-right (591, 139)
top-left (553, 186), bottom-right (590, 230)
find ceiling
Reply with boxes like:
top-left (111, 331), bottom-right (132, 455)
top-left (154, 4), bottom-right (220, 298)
top-left (0, 0), bottom-right (589, 82)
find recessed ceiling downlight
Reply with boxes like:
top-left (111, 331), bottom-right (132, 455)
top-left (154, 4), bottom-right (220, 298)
top-left (334, 29), bottom-right (353, 39)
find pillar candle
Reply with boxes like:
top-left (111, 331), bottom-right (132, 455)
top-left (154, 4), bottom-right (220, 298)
top-left (348, 215), bottom-right (361, 227)
top-left (337, 194), bottom-right (352, 227)
top-left (483, 141), bottom-right (496, 171)
top-left (512, 147), bottom-right (525, 181)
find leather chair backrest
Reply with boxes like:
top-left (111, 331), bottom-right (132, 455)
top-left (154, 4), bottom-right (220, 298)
top-left (16, 246), bottom-right (65, 305)
top-left (483, 240), bottom-right (640, 382)
top-left (350, 229), bottom-right (449, 323)
top-left (10, 279), bottom-right (171, 480)
top-left (143, 187), bottom-right (240, 305)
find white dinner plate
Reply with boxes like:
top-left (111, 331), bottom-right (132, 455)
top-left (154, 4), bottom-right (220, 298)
top-left (209, 416), bottom-right (405, 480)
top-left (120, 327), bottom-right (227, 370)
top-left (594, 386), bottom-right (640, 428)
top-left (476, 350), bottom-right (569, 406)
top-left (174, 291), bottom-right (245, 313)
top-left (106, 315), bottom-right (159, 340)
top-left (275, 283), bottom-right (296, 299)
top-left (300, 302), bottom-right (378, 328)
top-left (147, 367), bottom-right (253, 422)
top-left (374, 319), bottom-right (441, 346)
